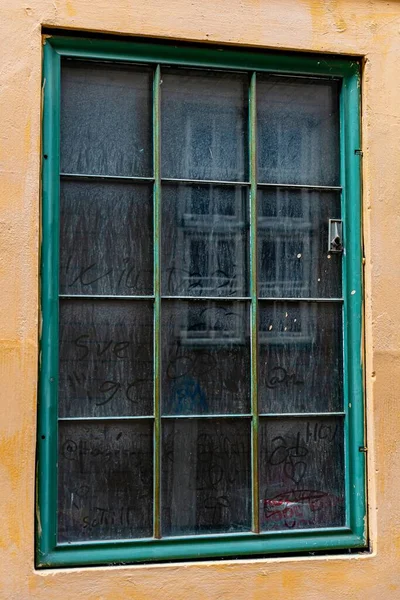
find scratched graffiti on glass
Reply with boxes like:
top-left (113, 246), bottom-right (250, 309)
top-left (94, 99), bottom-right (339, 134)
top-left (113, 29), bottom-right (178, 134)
top-left (260, 418), bottom-right (345, 530)
top-left (57, 62), bottom-right (344, 541)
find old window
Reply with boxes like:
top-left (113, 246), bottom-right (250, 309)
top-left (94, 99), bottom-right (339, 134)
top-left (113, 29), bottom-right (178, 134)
top-left (38, 36), bottom-right (366, 567)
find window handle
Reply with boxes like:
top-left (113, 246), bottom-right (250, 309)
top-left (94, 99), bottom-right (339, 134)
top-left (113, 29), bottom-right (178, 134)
top-left (328, 218), bottom-right (343, 253)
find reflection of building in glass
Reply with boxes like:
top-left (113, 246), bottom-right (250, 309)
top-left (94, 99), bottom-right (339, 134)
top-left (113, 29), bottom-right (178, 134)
top-left (179, 302), bottom-right (247, 346)
top-left (179, 184), bottom-right (248, 298)
top-left (163, 182), bottom-right (249, 300)
top-left (258, 302), bottom-right (310, 346)
top-left (258, 188), bottom-right (311, 299)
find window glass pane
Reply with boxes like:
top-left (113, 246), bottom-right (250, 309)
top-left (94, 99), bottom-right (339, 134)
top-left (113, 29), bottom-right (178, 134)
top-left (58, 420), bottom-right (153, 542)
top-left (162, 183), bottom-right (249, 297)
top-left (162, 418), bottom-right (251, 536)
top-left (59, 300), bottom-right (153, 417)
top-left (161, 300), bottom-right (250, 415)
top-left (61, 61), bottom-right (152, 177)
top-left (161, 69), bottom-right (248, 181)
top-left (60, 180), bottom-right (153, 296)
top-left (259, 417), bottom-right (345, 531)
top-left (258, 301), bottom-right (343, 413)
top-left (257, 76), bottom-right (340, 185)
top-left (257, 188), bottom-right (341, 298)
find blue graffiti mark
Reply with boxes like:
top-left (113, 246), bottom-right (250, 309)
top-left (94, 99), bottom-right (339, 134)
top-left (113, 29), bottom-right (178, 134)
top-left (170, 376), bottom-right (208, 414)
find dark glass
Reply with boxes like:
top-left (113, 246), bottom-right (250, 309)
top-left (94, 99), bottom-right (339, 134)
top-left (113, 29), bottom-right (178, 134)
top-left (258, 302), bottom-right (343, 413)
top-left (257, 189), bottom-right (341, 298)
top-left (161, 183), bottom-right (249, 297)
top-left (61, 61), bottom-right (152, 177)
top-left (161, 301), bottom-right (250, 415)
top-left (257, 76), bottom-right (340, 186)
top-left (161, 68), bottom-right (248, 181)
top-left (162, 418), bottom-right (251, 536)
top-left (60, 180), bottom-right (153, 296)
top-left (58, 420), bottom-right (153, 542)
top-left (259, 417), bottom-right (345, 531)
top-left (59, 300), bottom-right (153, 417)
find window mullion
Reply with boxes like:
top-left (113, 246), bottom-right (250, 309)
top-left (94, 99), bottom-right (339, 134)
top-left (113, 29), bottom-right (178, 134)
top-left (249, 71), bottom-right (259, 534)
top-left (153, 63), bottom-right (162, 539)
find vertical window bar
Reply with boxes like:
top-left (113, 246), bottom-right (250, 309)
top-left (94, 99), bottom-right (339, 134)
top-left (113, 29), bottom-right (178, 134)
top-left (153, 64), bottom-right (162, 539)
top-left (340, 78), bottom-right (350, 529)
top-left (40, 41), bottom-right (61, 557)
top-left (249, 71), bottom-right (260, 533)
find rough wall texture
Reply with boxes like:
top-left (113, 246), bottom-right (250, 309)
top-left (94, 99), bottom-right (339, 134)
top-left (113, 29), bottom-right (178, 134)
top-left (0, 0), bottom-right (399, 597)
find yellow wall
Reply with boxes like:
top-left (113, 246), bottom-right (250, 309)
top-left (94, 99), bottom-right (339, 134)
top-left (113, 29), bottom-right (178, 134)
top-left (1, 0), bottom-right (400, 597)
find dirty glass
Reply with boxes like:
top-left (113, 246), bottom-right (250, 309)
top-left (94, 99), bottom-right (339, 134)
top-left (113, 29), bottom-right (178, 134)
top-left (259, 417), bottom-right (345, 531)
top-left (257, 188), bottom-right (341, 298)
top-left (161, 183), bottom-right (249, 297)
top-left (161, 300), bottom-right (250, 415)
top-left (56, 58), bottom-right (346, 546)
top-left (161, 68), bottom-right (248, 181)
top-left (258, 301), bottom-right (343, 414)
top-left (60, 180), bottom-right (153, 296)
top-left (61, 61), bottom-right (153, 177)
top-left (162, 418), bottom-right (251, 535)
top-left (58, 420), bottom-right (153, 541)
top-left (58, 299), bottom-right (153, 418)
top-left (257, 76), bottom-right (340, 186)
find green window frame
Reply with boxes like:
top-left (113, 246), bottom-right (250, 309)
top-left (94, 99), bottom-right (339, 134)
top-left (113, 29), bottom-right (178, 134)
top-left (37, 35), bottom-right (366, 568)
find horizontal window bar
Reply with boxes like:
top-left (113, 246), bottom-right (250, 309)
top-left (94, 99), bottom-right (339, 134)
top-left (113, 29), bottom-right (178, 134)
top-left (59, 295), bottom-right (343, 302)
top-left (257, 182), bottom-right (342, 191)
top-left (59, 174), bottom-right (342, 191)
top-left (58, 413), bottom-right (346, 422)
top-left (258, 297), bottom-right (344, 302)
top-left (161, 414), bottom-right (253, 419)
top-left (262, 73), bottom-right (341, 82)
top-left (259, 412), bottom-right (345, 418)
top-left (60, 172), bottom-right (155, 182)
top-left (161, 177), bottom-right (250, 186)
top-left (58, 416), bottom-right (154, 422)
top-left (59, 294), bottom-right (155, 300)
top-left (59, 295), bottom-right (343, 303)
top-left (58, 414), bottom-right (255, 422)
top-left (160, 296), bottom-right (251, 301)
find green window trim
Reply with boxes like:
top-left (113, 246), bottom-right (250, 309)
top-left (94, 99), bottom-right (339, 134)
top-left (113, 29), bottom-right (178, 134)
top-left (37, 35), bottom-right (366, 568)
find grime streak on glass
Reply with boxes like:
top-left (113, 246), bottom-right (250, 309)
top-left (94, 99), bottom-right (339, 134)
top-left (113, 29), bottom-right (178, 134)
top-left (61, 61), bottom-right (153, 177)
top-left (161, 418), bottom-right (251, 536)
top-left (161, 68), bottom-right (248, 182)
top-left (59, 180), bottom-right (153, 296)
top-left (258, 301), bottom-right (343, 413)
top-left (161, 183), bottom-right (249, 297)
top-left (58, 300), bottom-right (154, 417)
top-left (161, 300), bottom-right (250, 415)
top-left (53, 55), bottom-right (350, 551)
top-left (257, 188), bottom-right (341, 299)
top-left (257, 76), bottom-right (340, 186)
top-left (58, 420), bottom-right (153, 542)
top-left (259, 417), bottom-right (345, 531)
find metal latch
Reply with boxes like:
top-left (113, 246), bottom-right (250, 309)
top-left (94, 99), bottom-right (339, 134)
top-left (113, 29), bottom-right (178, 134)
top-left (328, 219), bottom-right (343, 253)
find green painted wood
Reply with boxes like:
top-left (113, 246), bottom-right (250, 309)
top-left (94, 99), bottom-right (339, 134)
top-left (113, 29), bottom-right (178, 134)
top-left (37, 40), bottom-right (61, 563)
top-left (341, 72), bottom-right (366, 541)
top-left (153, 64), bottom-right (162, 539)
top-left (38, 530), bottom-right (364, 568)
top-left (37, 34), bottom-right (365, 567)
top-left (249, 71), bottom-right (259, 534)
top-left (49, 36), bottom-right (360, 77)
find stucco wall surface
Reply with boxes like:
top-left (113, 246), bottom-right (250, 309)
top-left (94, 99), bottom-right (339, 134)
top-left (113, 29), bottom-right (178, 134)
top-left (1, 0), bottom-right (400, 597)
